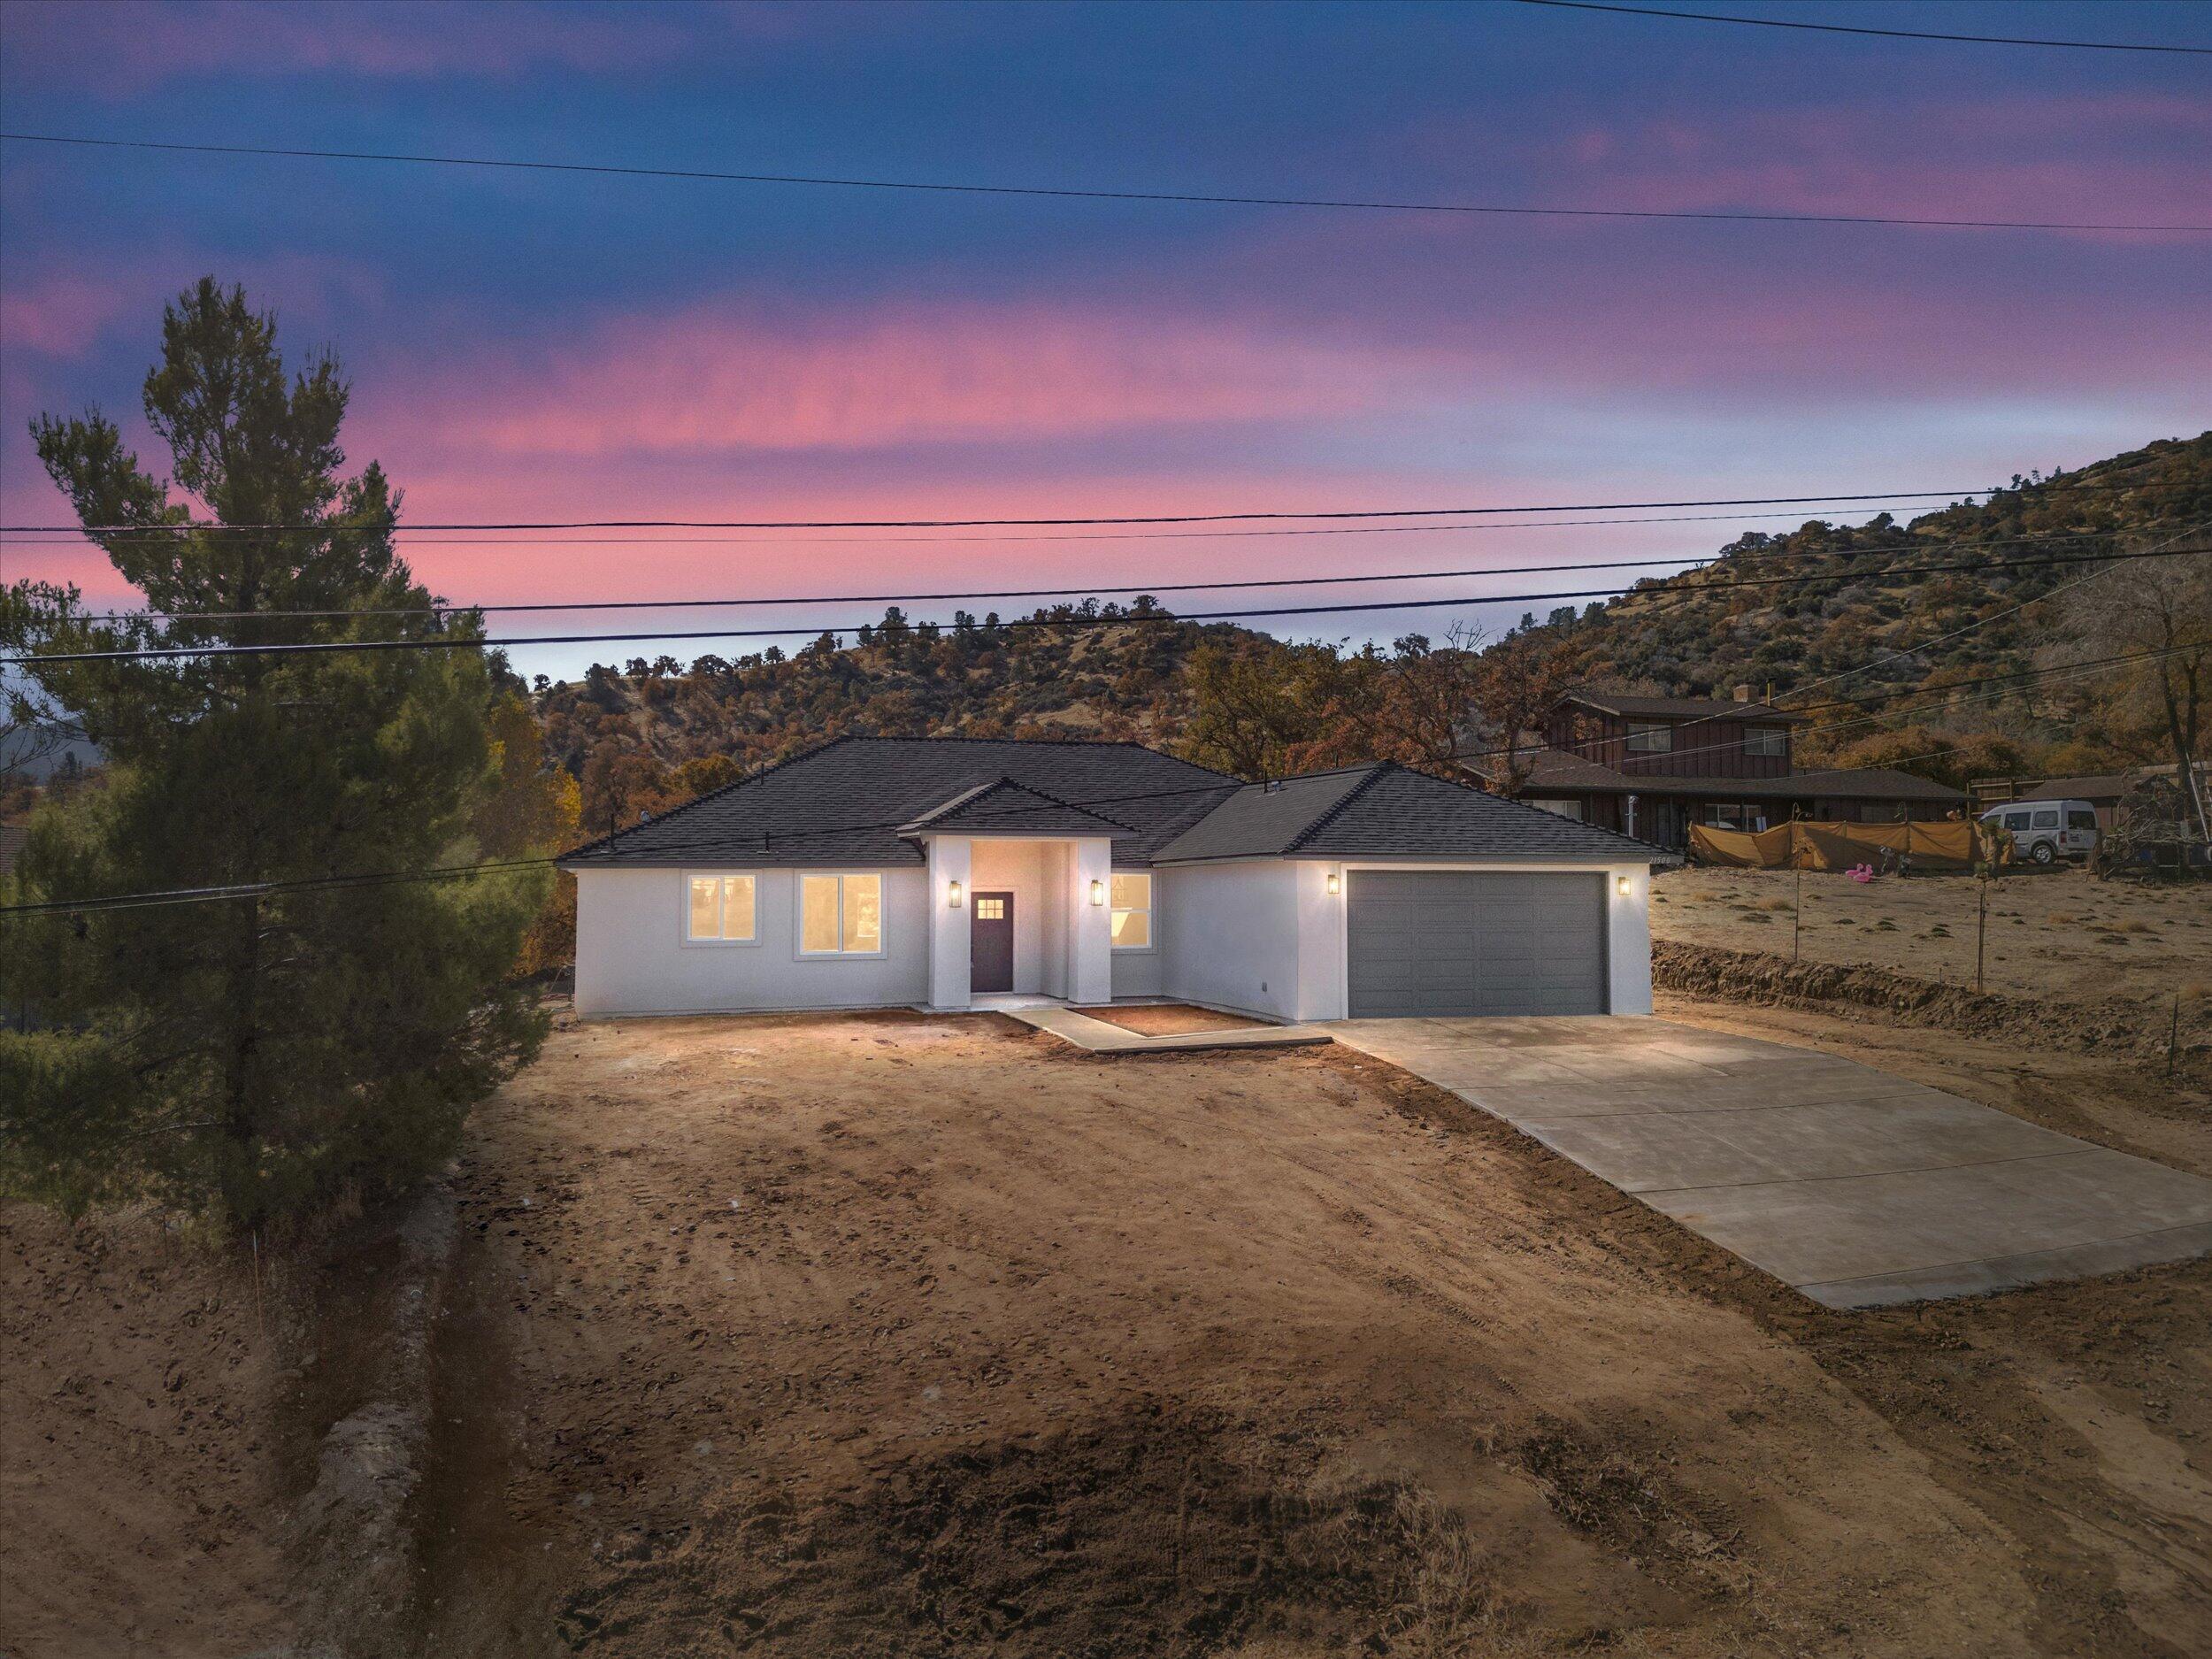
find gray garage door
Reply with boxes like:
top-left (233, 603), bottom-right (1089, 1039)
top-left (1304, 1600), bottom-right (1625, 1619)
top-left (1347, 870), bottom-right (1609, 1017)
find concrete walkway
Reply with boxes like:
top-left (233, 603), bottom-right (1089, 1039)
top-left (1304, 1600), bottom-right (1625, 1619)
top-left (1003, 1003), bottom-right (1332, 1055)
top-left (1327, 1017), bottom-right (2212, 1308)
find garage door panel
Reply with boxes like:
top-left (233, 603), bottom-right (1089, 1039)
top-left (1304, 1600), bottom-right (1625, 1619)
top-left (1348, 870), bottom-right (1607, 1018)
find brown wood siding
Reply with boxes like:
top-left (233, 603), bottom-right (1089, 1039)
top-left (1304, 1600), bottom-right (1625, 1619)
top-left (1547, 709), bottom-right (1793, 780)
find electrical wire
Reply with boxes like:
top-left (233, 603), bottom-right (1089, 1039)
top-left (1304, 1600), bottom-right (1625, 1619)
top-left (50, 527), bottom-right (2144, 625)
top-left (14, 542), bottom-right (2208, 664)
top-left (4, 131), bottom-right (2203, 234)
top-left (1540, 517), bottom-right (2212, 756)
top-left (4, 637), bottom-right (2200, 920)
top-left (2, 478), bottom-right (2192, 535)
top-left (0, 507), bottom-right (2101, 550)
top-left (1511, 1), bottom-right (2212, 55)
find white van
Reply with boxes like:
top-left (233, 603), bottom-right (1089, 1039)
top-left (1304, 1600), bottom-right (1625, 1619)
top-left (1981, 800), bottom-right (2100, 865)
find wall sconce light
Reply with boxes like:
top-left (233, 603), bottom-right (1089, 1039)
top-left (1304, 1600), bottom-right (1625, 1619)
top-left (947, 879), bottom-right (963, 908)
top-left (1089, 878), bottom-right (1105, 907)
top-left (1616, 874), bottom-right (1634, 896)
top-left (1325, 871), bottom-right (1340, 895)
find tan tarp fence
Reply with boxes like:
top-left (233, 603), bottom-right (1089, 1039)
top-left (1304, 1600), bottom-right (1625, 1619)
top-left (1688, 819), bottom-right (1983, 872)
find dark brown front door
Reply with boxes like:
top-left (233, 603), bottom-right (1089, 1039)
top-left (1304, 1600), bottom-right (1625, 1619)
top-left (971, 892), bottom-right (1014, 993)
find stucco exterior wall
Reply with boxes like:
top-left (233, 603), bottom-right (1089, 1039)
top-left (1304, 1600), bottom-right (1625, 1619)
top-left (1157, 861), bottom-right (1304, 1020)
top-left (573, 865), bottom-right (929, 1017)
top-left (1158, 856), bottom-right (1655, 1022)
top-left (572, 853), bottom-right (1656, 1021)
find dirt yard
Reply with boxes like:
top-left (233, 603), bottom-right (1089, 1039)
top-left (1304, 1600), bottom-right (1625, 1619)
top-left (398, 1008), bottom-right (2209, 1657)
top-left (8, 1001), bottom-right (2208, 1658)
top-left (0, 1205), bottom-right (290, 1658)
top-left (1653, 864), bottom-right (2212, 1009)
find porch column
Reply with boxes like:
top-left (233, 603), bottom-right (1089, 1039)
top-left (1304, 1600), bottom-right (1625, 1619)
top-left (1071, 838), bottom-right (1112, 1003)
top-left (926, 835), bottom-right (972, 1010)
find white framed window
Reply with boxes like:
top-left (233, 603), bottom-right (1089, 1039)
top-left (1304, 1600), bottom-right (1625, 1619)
top-left (1110, 872), bottom-right (1153, 950)
top-left (1624, 722), bottom-right (1674, 754)
top-left (685, 872), bottom-right (757, 943)
top-left (1744, 726), bottom-right (1787, 758)
top-left (799, 872), bottom-right (885, 956)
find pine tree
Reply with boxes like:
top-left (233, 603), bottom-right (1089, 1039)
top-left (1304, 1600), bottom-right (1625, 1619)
top-left (0, 279), bottom-right (546, 1228)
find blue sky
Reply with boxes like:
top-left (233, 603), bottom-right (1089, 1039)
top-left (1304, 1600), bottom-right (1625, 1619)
top-left (3, 0), bottom-right (2206, 680)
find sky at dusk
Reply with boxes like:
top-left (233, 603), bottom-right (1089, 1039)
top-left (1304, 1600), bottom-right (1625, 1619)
top-left (2, 0), bottom-right (2207, 683)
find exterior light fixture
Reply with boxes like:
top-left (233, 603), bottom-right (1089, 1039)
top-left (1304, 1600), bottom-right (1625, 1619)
top-left (1325, 871), bottom-right (1340, 895)
top-left (1616, 875), bottom-right (1633, 896)
top-left (948, 879), bottom-right (963, 908)
top-left (1090, 878), bottom-right (1106, 907)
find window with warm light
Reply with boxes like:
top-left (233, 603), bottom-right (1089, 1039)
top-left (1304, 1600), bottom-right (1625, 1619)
top-left (685, 872), bottom-right (757, 942)
top-left (1110, 872), bottom-right (1152, 949)
top-left (800, 872), bottom-right (884, 956)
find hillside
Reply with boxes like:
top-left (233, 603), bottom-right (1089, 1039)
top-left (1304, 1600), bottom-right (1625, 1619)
top-left (533, 433), bottom-right (2210, 813)
top-left (1528, 433), bottom-right (2210, 710)
top-left (533, 601), bottom-right (1283, 819)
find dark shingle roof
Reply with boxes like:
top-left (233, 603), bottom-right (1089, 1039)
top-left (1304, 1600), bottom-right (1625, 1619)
top-left (1149, 768), bottom-right (1373, 862)
top-left (2019, 773), bottom-right (2131, 803)
top-left (560, 740), bottom-right (1672, 871)
top-left (560, 736), bottom-right (1232, 867)
top-left (898, 778), bottom-right (1142, 838)
top-left (1562, 690), bottom-right (1805, 724)
top-left (1469, 749), bottom-right (1964, 804)
top-left (1156, 763), bottom-right (1665, 864)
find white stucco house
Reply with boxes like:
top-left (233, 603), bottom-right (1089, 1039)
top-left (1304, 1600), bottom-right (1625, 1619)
top-left (558, 735), bottom-right (1675, 1022)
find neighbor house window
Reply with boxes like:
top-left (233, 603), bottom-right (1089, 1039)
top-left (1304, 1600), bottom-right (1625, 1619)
top-left (686, 873), bottom-right (757, 942)
top-left (1624, 722), bottom-right (1674, 753)
top-left (1744, 726), bottom-right (1787, 758)
top-left (800, 873), bottom-right (883, 955)
top-left (1110, 872), bottom-right (1152, 949)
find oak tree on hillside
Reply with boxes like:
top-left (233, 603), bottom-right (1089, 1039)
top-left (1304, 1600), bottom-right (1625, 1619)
top-left (0, 279), bottom-right (547, 1228)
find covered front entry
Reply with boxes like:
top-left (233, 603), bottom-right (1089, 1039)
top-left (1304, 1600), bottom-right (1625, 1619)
top-left (1347, 870), bottom-right (1609, 1018)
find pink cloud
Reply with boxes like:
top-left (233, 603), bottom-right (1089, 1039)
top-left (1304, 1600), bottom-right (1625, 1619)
top-left (0, 255), bottom-right (387, 361)
top-left (0, 273), bottom-right (135, 356)
top-left (403, 298), bottom-right (1463, 458)
top-left (0, 0), bottom-right (714, 92)
top-left (1540, 96), bottom-right (2212, 240)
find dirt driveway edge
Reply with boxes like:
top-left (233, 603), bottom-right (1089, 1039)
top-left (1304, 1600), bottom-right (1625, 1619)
top-left (282, 1180), bottom-right (457, 1657)
top-left (1654, 940), bottom-right (2208, 1068)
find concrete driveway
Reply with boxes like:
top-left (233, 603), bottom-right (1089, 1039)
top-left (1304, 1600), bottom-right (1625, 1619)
top-left (1327, 1017), bottom-right (2212, 1308)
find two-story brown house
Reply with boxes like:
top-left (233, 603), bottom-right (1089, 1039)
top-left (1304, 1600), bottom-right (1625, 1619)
top-left (1462, 689), bottom-right (1967, 851)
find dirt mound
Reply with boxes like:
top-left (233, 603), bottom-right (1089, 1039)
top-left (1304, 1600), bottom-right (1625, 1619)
top-left (552, 1405), bottom-right (1511, 1656)
top-left (1653, 941), bottom-right (2207, 1067)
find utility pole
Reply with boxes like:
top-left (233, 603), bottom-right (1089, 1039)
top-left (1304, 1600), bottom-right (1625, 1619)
top-left (1793, 858), bottom-right (1802, 964)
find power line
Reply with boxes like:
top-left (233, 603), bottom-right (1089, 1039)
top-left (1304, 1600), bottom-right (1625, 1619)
top-left (0, 508), bottom-right (2154, 551)
top-left (58, 528), bottom-right (2142, 625)
top-left (1757, 518), bottom-right (2212, 713)
top-left (8, 638), bottom-right (2198, 921)
top-left (1512, 1), bottom-right (2212, 55)
top-left (4, 131), bottom-right (2202, 234)
top-left (14, 543), bottom-right (2210, 665)
top-left (1460, 637), bottom-right (2210, 777)
top-left (1549, 516), bottom-right (2212, 755)
top-left (0, 479), bottom-right (2189, 536)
